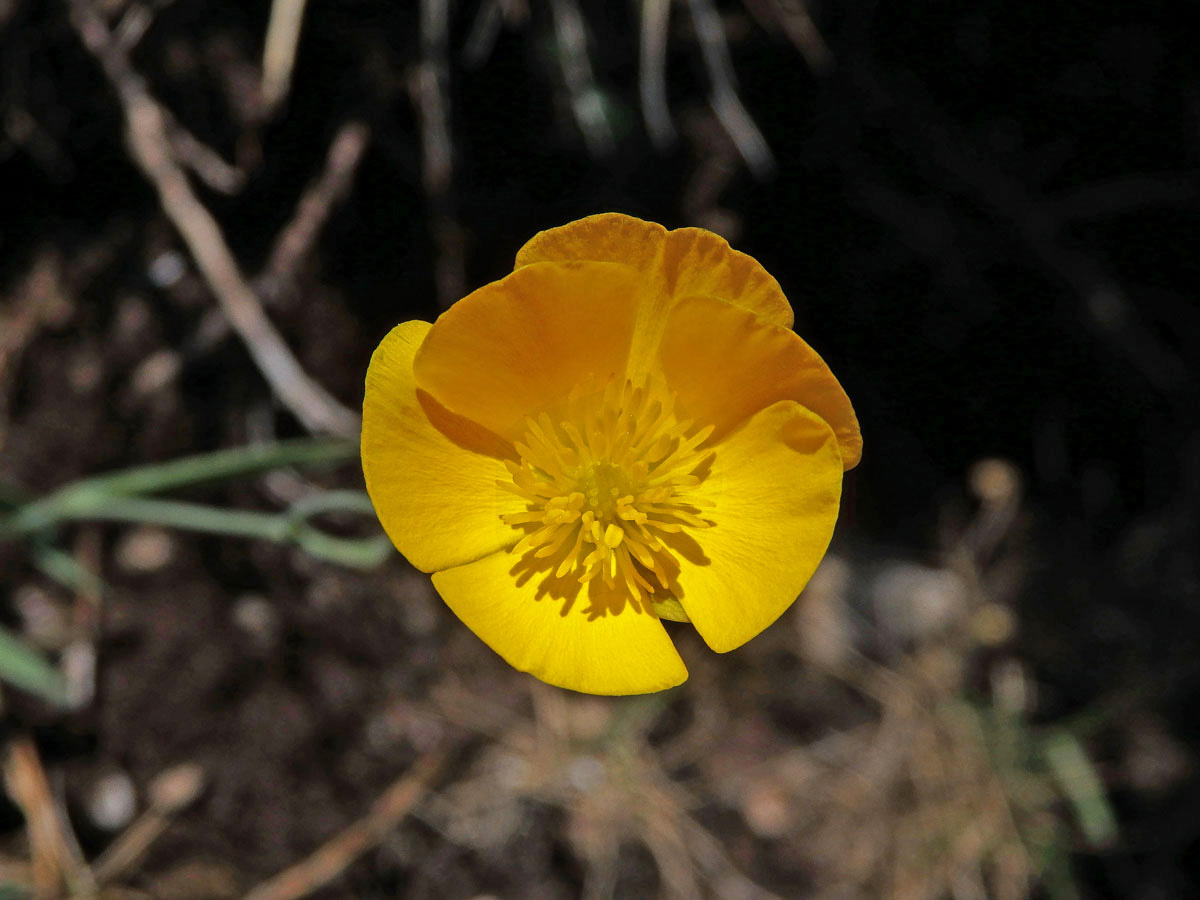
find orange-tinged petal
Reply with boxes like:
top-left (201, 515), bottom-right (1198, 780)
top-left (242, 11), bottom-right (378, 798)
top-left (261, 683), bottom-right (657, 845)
top-left (514, 212), bottom-right (793, 329)
top-left (362, 320), bottom-right (523, 573)
top-left (659, 226), bottom-right (793, 329)
top-left (674, 401), bottom-right (843, 652)
top-left (413, 261), bottom-right (640, 443)
top-left (515, 212), bottom-right (667, 274)
top-left (432, 549), bottom-right (688, 694)
top-left (658, 295), bottom-right (862, 469)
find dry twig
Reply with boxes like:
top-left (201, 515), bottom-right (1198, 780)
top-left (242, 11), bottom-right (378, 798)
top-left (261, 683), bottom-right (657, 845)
top-left (69, 0), bottom-right (361, 437)
top-left (2, 735), bottom-right (96, 899)
top-left (242, 751), bottom-right (446, 900)
top-left (548, 0), bottom-right (614, 157)
top-left (261, 0), bottom-right (309, 115)
top-left (183, 119), bottom-right (371, 366)
top-left (639, 0), bottom-right (676, 148)
top-left (410, 0), bottom-right (466, 307)
top-left (92, 762), bottom-right (207, 885)
top-left (463, 0), bottom-right (530, 68)
top-left (742, 0), bottom-right (832, 74)
top-left (685, 0), bottom-right (775, 178)
top-left (163, 110), bottom-right (247, 195)
top-left (257, 120), bottom-right (371, 303)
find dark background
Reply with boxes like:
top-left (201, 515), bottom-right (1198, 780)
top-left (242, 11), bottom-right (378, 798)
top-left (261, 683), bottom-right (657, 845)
top-left (1, 1), bottom-right (1197, 898)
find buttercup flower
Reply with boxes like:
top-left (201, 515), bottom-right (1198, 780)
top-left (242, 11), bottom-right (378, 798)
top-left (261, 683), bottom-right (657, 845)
top-left (363, 213), bottom-right (861, 694)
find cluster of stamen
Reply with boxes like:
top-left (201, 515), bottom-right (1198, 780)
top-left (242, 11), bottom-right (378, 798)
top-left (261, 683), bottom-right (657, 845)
top-left (500, 378), bottom-right (714, 609)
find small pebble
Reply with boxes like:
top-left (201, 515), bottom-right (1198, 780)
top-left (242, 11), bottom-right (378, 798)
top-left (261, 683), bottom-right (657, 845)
top-left (148, 250), bottom-right (187, 288)
top-left (85, 770), bottom-right (137, 831)
top-left (115, 526), bottom-right (176, 574)
top-left (231, 594), bottom-right (279, 646)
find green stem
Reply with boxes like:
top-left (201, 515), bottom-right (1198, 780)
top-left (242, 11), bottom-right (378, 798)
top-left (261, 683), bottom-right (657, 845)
top-left (57, 496), bottom-right (294, 541)
top-left (8, 494), bottom-right (390, 570)
top-left (3, 438), bottom-right (359, 538)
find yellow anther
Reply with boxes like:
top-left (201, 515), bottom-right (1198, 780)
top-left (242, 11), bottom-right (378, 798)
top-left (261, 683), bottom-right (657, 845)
top-left (603, 523), bottom-right (624, 548)
top-left (500, 376), bottom-right (714, 605)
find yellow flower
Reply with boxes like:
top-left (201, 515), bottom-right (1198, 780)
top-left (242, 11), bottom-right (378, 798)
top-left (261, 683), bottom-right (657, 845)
top-left (362, 213), bottom-right (861, 695)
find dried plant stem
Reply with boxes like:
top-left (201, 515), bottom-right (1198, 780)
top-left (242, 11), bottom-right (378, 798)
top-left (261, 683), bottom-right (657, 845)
top-left (410, 0), bottom-right (466, 308)
top-left (92, 763), bottom-right (207, 884)
top-left (163, 108), bottom-right (247, 194)
top-left (685, 0), bottom-right (775, 178)
top-left (548, 0), bottom-right (614, 156)
top-left (242, 751), bottom-right (446, 900)
top-left (639, 0), bottom-right (676, 148)
top-left (742, 0), bottom-right (832, 74)
top-left (2, 736), bottom-right (96, 898)
top-left (256, 120), bottom-right (371, 302)
top-left (69, 0), bottom-right (361, 438)
top-left (261, 0), bottom-right (309, 114)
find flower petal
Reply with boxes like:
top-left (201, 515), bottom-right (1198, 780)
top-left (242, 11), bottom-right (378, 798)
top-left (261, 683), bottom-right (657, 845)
top-left (659, 226), bottom-right (794, 329)
top-left (433, 549), bottom-right (689, 694)
top-left (362, 320), bottom-right (523, 573)
top-left (515, 212), bottom-right (794, 328)
top-left (413, 260), bottom-right (640, 442)
top-left (658, 295), bottom-right (862, 469)
top-left (515, 212), bottom-right (667, 275)
top-left (675, 401), bottom-right (843, 653)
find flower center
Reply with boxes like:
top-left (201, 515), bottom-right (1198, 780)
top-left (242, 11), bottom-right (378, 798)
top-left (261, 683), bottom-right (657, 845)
top-left (499, 378), bottom-right (714, 617)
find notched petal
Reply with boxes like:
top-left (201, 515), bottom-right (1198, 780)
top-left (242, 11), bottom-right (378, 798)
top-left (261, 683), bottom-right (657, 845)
top-left (514, 212), bottom-right (794, 328)
top-left (433, 548), bottom-right (689, 695)
top-left (659, 295), bottom-right (862, 469)
top-left (675, 401), bottom-right (844, 653)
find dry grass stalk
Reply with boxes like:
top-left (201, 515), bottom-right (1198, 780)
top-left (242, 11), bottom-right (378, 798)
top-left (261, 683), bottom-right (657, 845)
top-left (685, 0), bottom-right (775, 178)
top-left (2, 735), bottom-right (96, 899)
top-left (639, 0), bottom-right (676, 148)
top-left (242, 750), bottom-right (446, 900)
top-left (68, 0), bottom-right (361, 438)
top-left (92, 763), bottom-right (207, 885)
top-left (260, 0), bottom-right (310, 115)
top-left (256, 120), bottom-right (371, 303)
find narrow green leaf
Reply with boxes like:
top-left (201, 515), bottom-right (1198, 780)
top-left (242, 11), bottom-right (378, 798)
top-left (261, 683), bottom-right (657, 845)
top-left (0, 625), bottom-right (69, 707)
top-left (1043, 730), bottom-right (1118, 848)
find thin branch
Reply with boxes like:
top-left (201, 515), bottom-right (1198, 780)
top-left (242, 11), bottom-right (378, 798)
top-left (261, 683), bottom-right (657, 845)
top-left (92, 763), bottom-right (207, 884)
top-left (414, 0), bottom-right (453, 198)
top-left (411, 0), bottom-right (466, 307)
top-left (685, 0), bottom-right (775, 178)
top-left (261, 0), bottom-right (309, 115)
top-left (242, 751), bottom-right (446, 900)
top-left (69, 0), bottom-right (361, 437)
top-left (640, 0), bottom-right (676, 148)
top-left (163, 109), bottom-right (247, 194)
top-left (548, 0), bottom-right (614, 157)
top-left (742, 0), bottom-right (832, 74)
top-left (463, 0), bottom-right (505, 68)
top-left (256, 120), bottom-right (371, 302)
top-left (183, 120), bottom-right (371, 362)
top-left (2, 736), bottom-right (96, 898)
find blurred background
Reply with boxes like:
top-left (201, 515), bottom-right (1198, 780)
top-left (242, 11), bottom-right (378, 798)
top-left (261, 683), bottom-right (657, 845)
top-left (1, 0), bottom-right (1197, 897)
